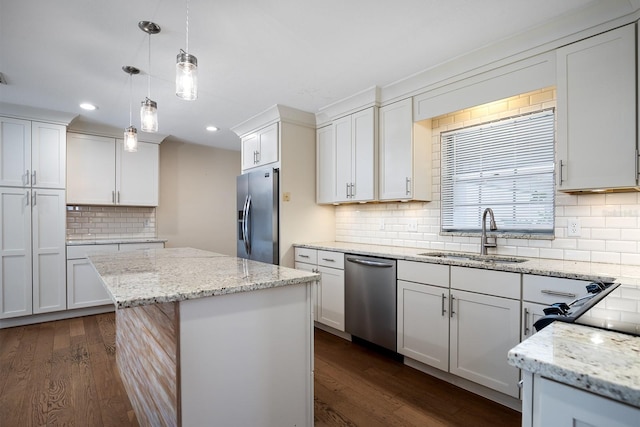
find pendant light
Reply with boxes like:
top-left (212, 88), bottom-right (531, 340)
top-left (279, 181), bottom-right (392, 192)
top-left (139, 21), bottom-right (160, 132)
top-left (176, 0), bottom-right (198, 100)
top-left (122, 66), bottom-right (140, 152)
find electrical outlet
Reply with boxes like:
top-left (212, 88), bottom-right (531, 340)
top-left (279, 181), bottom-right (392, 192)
top-left (567, 218), bottom-right (581, 237)
top-left (407, 218), bottom-right (418, 232)
top-left (379, 219), bottom-right (385, 230)
top-left (283, 192), bottom-right (291, 202)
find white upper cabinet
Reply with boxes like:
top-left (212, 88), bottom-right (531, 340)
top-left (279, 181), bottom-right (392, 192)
top-left (0, 117), bottom-right (66, 189)
top-left (241, 122), bottom-right (278, 171)
top-left (378, 99), bottom-right (431, 201)
top-left (557, 23), bottom-right (637, 191)
top-left (333, 107), bottom-right (376, 203)
top-left (316, 125), bottom-right (335, 204)
top-left (67, 133), bottom-right (159, 206)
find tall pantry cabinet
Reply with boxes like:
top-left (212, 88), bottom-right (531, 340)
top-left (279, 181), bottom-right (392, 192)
top-left (0, 117), bottom-right (67, 319)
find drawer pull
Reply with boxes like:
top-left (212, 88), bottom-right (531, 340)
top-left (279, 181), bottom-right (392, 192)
top-left (321, 258), bottom-right (335, 262)
top-left (441, 293), bottom-right (447, 317)
top-left (541, 290), bottom-right (576, 298)
top-left (450, 295), bottom-right (455, 318)
top-left (299, 254), bottom-right (310, 259)
top-left (523, 307), bottom-right (530, 335)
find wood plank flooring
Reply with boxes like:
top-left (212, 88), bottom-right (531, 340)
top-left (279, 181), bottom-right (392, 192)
top-left (1, 314), bottom-right (521, 426)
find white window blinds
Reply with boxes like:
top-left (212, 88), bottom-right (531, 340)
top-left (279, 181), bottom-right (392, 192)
top-left (441, 109), bottom-right (555, 233)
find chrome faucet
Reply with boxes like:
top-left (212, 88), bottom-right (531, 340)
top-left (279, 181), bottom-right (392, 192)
top-left (481, 208), bottom-right (498, 255)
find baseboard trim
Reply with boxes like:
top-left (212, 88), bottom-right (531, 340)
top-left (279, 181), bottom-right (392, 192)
top-left (0, 305), bottom-right (115, 329)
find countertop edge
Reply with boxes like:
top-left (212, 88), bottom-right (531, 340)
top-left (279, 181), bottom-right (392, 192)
top-left (67, 238), bottom-right (168, 246)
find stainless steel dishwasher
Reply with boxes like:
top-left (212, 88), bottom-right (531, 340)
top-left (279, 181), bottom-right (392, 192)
top-left (344, 254), bottom-right (397, 352)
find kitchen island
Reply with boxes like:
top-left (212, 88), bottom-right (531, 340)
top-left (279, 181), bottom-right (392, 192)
top-left (89, 247), bottom-right (319, 427)
top-left (508, 321), bottom-right (640, 427)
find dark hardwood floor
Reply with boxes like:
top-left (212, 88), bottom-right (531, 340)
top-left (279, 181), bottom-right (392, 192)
top-left (1, 314), bottom-right (521, 426)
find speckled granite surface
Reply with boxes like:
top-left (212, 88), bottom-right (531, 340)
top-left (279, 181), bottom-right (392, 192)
top-left (508, 322), bottom-right (640, 408)
top-left (89, 247), bottom-right (319, 309)
top-left (67, 237), bottom-right (168, 246)
top-left (294, 241), bottom-right (640, 283)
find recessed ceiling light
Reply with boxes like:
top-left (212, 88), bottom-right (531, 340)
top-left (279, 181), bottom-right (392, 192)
top-left (206, 126), bottom-right (218, 132)
top-left (80, 103), bottom-right (97, 111)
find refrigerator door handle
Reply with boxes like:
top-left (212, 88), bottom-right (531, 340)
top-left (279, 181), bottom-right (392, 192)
top-left (243, 195), bottom-right (252, 255)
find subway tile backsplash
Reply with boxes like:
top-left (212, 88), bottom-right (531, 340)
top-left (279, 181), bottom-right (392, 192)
top-left (66, 205), bottom-right (156, 240)
top-left (335, 87), bottom-right (640, 265)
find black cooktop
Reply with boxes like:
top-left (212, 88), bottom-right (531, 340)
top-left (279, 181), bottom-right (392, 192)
top-left (574, 284), bottom-right (640, 337)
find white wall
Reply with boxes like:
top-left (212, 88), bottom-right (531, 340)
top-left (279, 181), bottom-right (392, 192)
top-left (157, 138), bottom-right (240, 256)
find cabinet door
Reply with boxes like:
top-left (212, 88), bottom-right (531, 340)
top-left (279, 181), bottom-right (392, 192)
top-left (241, 133), bottom-right (259, 170)
top-left (397, 280), bottom-right (449, 371)
top-left (295, 261), bottom-right (318, 322)
top-left (67, 258), bottom-right (112, 309)
top-left (351, 108), bottom-right (375, 202)
top-left (522, 301), bottom-right (547, 341)
top-left (318, 265), bottom-right (345, 331)
top-left (257, 122), bottom-right (278, 166)
top-left (533, 376), bottom-right (640, 427)
top-left (31, 122), bottom-right (66, 189)
top-left (450, 289), bottom-right (521, 397)
top-left (66, 133), bottom-right (116, 205)
top-left (116, 141), bottom-right (159, 206)
top-left (32, 189), bottom-right (67, 314)
top-left (557, 24), bottom-right (636, 190)
top-left (316, 125), bottom-right (336, 204)
top-left (334, 115), bottom-right (352, 202)
top-left (0, 117), bottom-right (31, 187)
top-left (379, 99), bottom-right (413, 200)
top-left (0, 187), bottom-right (32, 318)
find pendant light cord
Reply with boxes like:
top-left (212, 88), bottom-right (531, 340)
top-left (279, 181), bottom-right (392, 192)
top-left (147, 33), bottom-right (151, 98)
top-left (185, 0), bottom-right (190, 54)
top-left (129, 73), bottom-right (133, 126)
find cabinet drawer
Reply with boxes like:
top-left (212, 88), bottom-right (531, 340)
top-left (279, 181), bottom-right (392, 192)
top-left (523, 275), bottom-right (590, 304)
top-left (118, 242), bottom-right (165, 252)
top-left (295, 247), bottom-right (317, 264)
top-left (66, 244), bottom-right (119, 260)
top-left (451, 266), bottom-right (520, 300)
top-left (398, 260), bottom-right (449, 287)
top-left (318, 250), bottom-right (344, 269)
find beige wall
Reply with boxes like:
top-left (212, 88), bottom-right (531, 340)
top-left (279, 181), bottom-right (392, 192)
top-left (157, 138), bottom-right (240, 256)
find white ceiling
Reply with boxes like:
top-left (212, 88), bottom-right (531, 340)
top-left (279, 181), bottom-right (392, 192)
top-left (0, 0), bottom-right (614, 151)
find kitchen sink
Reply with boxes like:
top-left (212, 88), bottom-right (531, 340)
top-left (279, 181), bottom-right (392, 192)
top-left (417, 252), bottom-right (527, 264)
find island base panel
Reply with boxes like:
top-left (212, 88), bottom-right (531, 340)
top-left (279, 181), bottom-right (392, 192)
top-left (116, 302), bottom-right (179, 427)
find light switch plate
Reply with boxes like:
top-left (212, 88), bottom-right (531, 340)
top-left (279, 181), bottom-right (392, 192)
top-left (407, 218), bottom-right (418, 232)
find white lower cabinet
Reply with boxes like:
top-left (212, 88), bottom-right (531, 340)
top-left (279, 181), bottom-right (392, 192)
top-left (0, 187), bottom-right (66, 319)
top-left (397, 261), bottom-right (521, 398)
top-left (521, 301), bottom-right (547, 341)
top-left (528, 375), bottom-right (640, 427)
top-left (295, 247), bottom-right (345, 331)
top-left (66, 242), bottom-right (164, 309)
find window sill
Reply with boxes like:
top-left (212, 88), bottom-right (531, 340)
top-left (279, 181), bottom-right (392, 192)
top-left (440, 231), bottom-right (554, 240)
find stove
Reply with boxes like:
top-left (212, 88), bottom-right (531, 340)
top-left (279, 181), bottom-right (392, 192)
top-left (533, 281), bottom-right (640, 337)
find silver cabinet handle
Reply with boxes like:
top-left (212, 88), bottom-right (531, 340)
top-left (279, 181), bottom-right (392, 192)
top-left (32, 170), bottom-right (36, 186)
top-left (321, 258), bottom-right (335, 262)
top-left (299, 254), bottom-right (310, 259)
top-left (350, 183), bottom-right (355, 198)
top-left (117, 191), bottom-right (120, 204)
top-left (558, 160), bottom-right (564, 186)
top-left (450, 294), bottom-right (455, 318)
top-left (541, 290), bottom-right (576, 298)
top-left (346, 183), bottom-right (350, 198)
top-left (441, 293), bottom-right (447, 317)
top-left (25, 190), bottom-right (30, 206)
top-left (523, 307), bottom-right (530, 335)
top-left (32, 190), bottom-right (36, 206)
top-left (405, 177), bottom-right (411, 195)
top-left (25, 169), bottom-right (30, 186)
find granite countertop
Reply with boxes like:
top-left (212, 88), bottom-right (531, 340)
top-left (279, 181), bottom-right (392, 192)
top-left (508, 322), bottom-right (640, 408)
top-left (67, 237), bottom-right (168, 246)
top-left (89, 247), bottom-right (320, 309)
top-left (294, 241), bottom-right (640, 284)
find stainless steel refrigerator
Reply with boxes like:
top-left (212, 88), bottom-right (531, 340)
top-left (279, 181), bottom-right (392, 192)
top-left (237, 168), bottom-right (279, 264)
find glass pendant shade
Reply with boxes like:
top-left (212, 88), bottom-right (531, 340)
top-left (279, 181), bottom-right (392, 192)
top-left (140, 98), bottom-right (158, 132)
top-left (176, 50), bottom-right (198, 100)
top-left (124, 126), bottom-right (138, 152)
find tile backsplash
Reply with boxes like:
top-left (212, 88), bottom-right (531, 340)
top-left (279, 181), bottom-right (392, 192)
top-left (335, 87), bottom-right (640, 266)
top-left (66, 205), bottom-right (156, 240)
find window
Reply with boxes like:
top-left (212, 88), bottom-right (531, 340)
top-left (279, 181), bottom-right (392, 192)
top-left (441, 109), bottom-right (555, 234)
